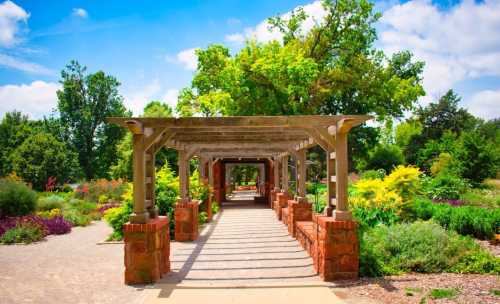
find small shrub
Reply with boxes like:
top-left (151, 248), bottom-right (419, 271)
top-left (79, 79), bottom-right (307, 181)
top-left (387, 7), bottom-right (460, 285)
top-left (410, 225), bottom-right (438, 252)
top-left (103, 201), bottom-right (132, 240)
top-left (490, 289), bottom-right (500, 296)
top-left (450, 249), bottom-right (500, 274)
top-left (353, 207), bottom-right (400, 229)
top-left (62, 209), bottom-right (91, 226)
top-left (72, 201), bottom-right (98, 215)
top-left (211, 201), bottom-right (220, 214)
top-left (198, 211), bottom-right (208, 224)
top-left (42, 216), bottom-right (72, 235)
top-left (429, 288), bottom-right (459, 299)
top-left (37, 195), bottom-right (65, 211)
top-left (404, 287), bottom-right (423, 297)
top-left (360, 169), bottom-right (386, 180)
top-left (36, 208), bottom-right (62, 219)
top-left (359, 221), bottom-right (494, 276)
top-left (0, 179), bottom-right (37, 217)
top-left (0, 223), bottom-right (45, 244)
top-left (424, 173), bottom-right (469, 200)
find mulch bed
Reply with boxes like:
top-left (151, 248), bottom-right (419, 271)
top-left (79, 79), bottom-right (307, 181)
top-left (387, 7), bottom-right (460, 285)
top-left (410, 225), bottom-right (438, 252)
top-left (335, 273), bottom-right (499, 304)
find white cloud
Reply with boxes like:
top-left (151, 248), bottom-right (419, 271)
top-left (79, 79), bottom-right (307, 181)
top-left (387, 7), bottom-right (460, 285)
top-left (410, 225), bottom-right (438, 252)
top-left (379, 0), bottom-right (500, 99)
top-left (225, 33), bottom-right (245, 44)
top-left (0, 53), bottom-right (55, 75)
top-left (467, 89), bottom-right (500, 120)
top-left (162, 89), bottom-right (179, 110)
top-left (123, 79), bottom-right (162, 116)
top-left (72, 8), bottom-right (88, 18)
top-left (0, 81), bottom-right (60, 119)
top-left (238, 0), bottom-right (327, 44)
top-left (176, 48), bottom-right (198, 71)
top-left (0, 0), bottom-right (29, 47)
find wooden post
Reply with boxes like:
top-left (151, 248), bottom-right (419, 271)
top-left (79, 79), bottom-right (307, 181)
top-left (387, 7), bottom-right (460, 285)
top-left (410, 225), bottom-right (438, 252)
top-left (333, 131), bottom-right (351, 220)
top-left (297, 149), bottom-right (307, 197)
top-left (178, 150), bottom-right (190, 200)
top-left (208, 158), bottom-right (214, 189)
top-left (326, 148), bottom-right (336, 216)
top-left (281, 155), bottom-right (289, 193)
top-left (145, 148), bottom-right (158, 218)
top-left (130, 134), bottom-right (149, 224)
top-left (273, 157), bottom-right (280, 189)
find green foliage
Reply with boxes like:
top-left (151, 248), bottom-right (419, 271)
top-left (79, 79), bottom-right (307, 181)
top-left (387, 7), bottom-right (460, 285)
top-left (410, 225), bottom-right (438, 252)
top-left (460, 188), bottom-right (500, 209)
top-left (429, 288), bottom-right (460, 300)
top-left (410, 197), bottom-right (499, 239)
top-left (211, 202), bottom-right (220, 215)
top-left (11, 132), bottom-right (79, 190)
top-left (423, 173), bottom-right (469, 200)
top-left (103, 200), bottom-right (133, 240)
top-left (155, 163), bottom-right (178, 216)
top-left (0, 223), bottom-right (45, 244)
top-left (143, 101), bottom-right (173, 117)
top-left (353, 207), bottom-right (400, 230)
top-left (62, 209), bottom-right (91, 226)
top-left (0, 179), bottom-right (37, 217)
top-left (395, 119), bottom-right (422, 148)
top-left (57, 60), bottom-right (129, 180)
top-left (0, 111), bottom-right (36, 177)
top-left (358, 144), bottom-right (405, 173)
top-left (198, 211), bottom-right (208, 225)
top-left (359, 221), bottom-right (494, 277)
top-left (37, 195), bottom-right (65, 211)
top-left (177, 0), bottom-right (424, 165)
top-left (359, 169), bottom-right (386, 180)
top-left (450, 250), bottom-right (500, 274)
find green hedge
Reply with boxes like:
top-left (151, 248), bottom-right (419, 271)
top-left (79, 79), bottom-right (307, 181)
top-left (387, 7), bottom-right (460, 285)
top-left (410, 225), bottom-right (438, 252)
top-left (411, 197), bottom-right (499, 239)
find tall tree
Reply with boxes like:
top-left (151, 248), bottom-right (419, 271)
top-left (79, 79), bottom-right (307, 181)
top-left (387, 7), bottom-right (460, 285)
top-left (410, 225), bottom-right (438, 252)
top-left (0, 111), bottom-right (33, 176)
top-left (176, 0), bottom-right (425, 166)
top-left (57, 61), bottom-right (129, 179)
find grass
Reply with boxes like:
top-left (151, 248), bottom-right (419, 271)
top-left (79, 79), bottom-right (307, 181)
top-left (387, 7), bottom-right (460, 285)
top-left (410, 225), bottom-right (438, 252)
top-left (404, 287), bottom-right (423, 296)
top-left (429, 288), bottom-right (460, 299)
top-left (490, 289), bottom-right (500, 296)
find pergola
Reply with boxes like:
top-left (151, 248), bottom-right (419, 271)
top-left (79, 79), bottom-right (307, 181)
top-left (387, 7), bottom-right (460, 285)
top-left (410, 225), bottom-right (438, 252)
top-left (107, 115), bottom-right (371, 224)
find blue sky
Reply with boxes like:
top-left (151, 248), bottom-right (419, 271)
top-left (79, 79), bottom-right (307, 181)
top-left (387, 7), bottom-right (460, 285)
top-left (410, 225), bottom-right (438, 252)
top-left (0, 0), bottom-right (499, 119)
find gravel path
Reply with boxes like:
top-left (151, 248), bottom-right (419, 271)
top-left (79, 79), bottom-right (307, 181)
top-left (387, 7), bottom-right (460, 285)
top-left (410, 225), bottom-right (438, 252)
top-left (0, 221), bottom-right (146, 304)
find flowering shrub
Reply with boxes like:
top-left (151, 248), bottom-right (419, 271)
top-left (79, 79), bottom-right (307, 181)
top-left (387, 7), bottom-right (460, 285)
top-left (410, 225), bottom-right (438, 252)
top-left (36, 208), bottom-right (62, 219)
top-left (42, 216), bottom-right (72, 235)
top-left (350, 179), bottom-right (403, 211)
top-left (0, 215), bottom-right (48, 238)
top-left (97, 203), bottom-right (121, 214)
top-left (75, 179), bottom-right (126, 203)
top-left (384, 166), bottom-right (421, 201)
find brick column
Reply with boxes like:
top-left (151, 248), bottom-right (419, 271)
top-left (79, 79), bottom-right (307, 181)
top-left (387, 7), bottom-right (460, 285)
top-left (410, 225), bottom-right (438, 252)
top-left (316, 217), bottom-right (359, 281)
top-left (174, 199), bottom-right (199, 241)
top-left (270, 187), bottom-right (279, 209)
top-left (287, 197), bottom-right (312, 237)
top-left (124, 216), bottom-right (170, 284)
top-left (274, 192), bottom-right (289, 220)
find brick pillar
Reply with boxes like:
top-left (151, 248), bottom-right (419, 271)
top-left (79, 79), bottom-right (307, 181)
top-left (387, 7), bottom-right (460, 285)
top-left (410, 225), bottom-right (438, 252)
top-left (174, 199), bottom-right (199, 241)
top-left (316, 217), bottom-right (359, 281)
top-left (205, 197), bottom-right (213, 222)
top-left (274, 192), bottom-right (289, 220)
top-left (287, 197), bottom-right (312, 237)
top-left (124, 216), bottom-right (170, 284)
top-left (270, 188), bottom-right (277, 209)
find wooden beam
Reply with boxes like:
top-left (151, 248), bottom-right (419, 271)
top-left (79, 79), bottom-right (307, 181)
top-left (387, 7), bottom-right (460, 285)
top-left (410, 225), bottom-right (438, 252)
top-left (125, 120), bottom-right (143, 134)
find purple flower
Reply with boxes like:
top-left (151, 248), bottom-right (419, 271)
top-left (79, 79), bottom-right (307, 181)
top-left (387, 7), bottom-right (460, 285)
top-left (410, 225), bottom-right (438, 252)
top-left (42, 216), bottom-right (72, 235)
top-left (432, 199), bottom-right (466, 207)
top-left (0, 215), bottom-right (49, 237)
top-left (98, 203), bottom-right (120, 214)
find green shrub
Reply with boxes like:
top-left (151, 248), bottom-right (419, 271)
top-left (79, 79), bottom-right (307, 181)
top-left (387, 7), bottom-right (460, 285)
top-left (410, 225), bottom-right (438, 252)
top-left (353, 206), bottom-right (400, 229)
top-left (211, 201), bottom-right (220, 214)
top-left (359, 144), bottom-right (405, 173)
top-left (37, 195), bottom-right (65, 211)
top-left (198, 211), bottom-right (208, 225)
top-left (155, 163), bottom-right (178, 216)
top-left (423, 173), bottom-right (469, 200)
top-left (62, 209), bottom-right (91, 226)
top-left (73, 201), bottom-right (98, 215)
top-left (451, 250), bottom-right (500, 274)
top-left (359, 221), bottom-right (493, 276)
top-left (410, 197), bottom-right (499, 239)
top-left (0, 223), bottom-right (45, 244)
top-left (103, 201), bottom-right (132, 240)
top-left (0, 179), bottom-right (37, 217)
top-left (360, 169), bottom-right (386, 180)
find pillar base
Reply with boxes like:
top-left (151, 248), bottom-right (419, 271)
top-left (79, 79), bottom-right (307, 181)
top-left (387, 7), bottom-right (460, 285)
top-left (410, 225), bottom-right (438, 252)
top-left (129, 211), bottom-right (150, 224)
top-left (274, 193), bottom-right (289, 220)
top-left (124, 216), bottom-right (170, 285)
top-left (174, 200), bottom-right (199, 241)
top-left (333, 210), bottom-right (352, 221)
top-left (316, 217), bottom-right (359, 281)
top-left (287, 198), bottom-right (312, 237)
top-left (147, 206), bottom-right (159, 219)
